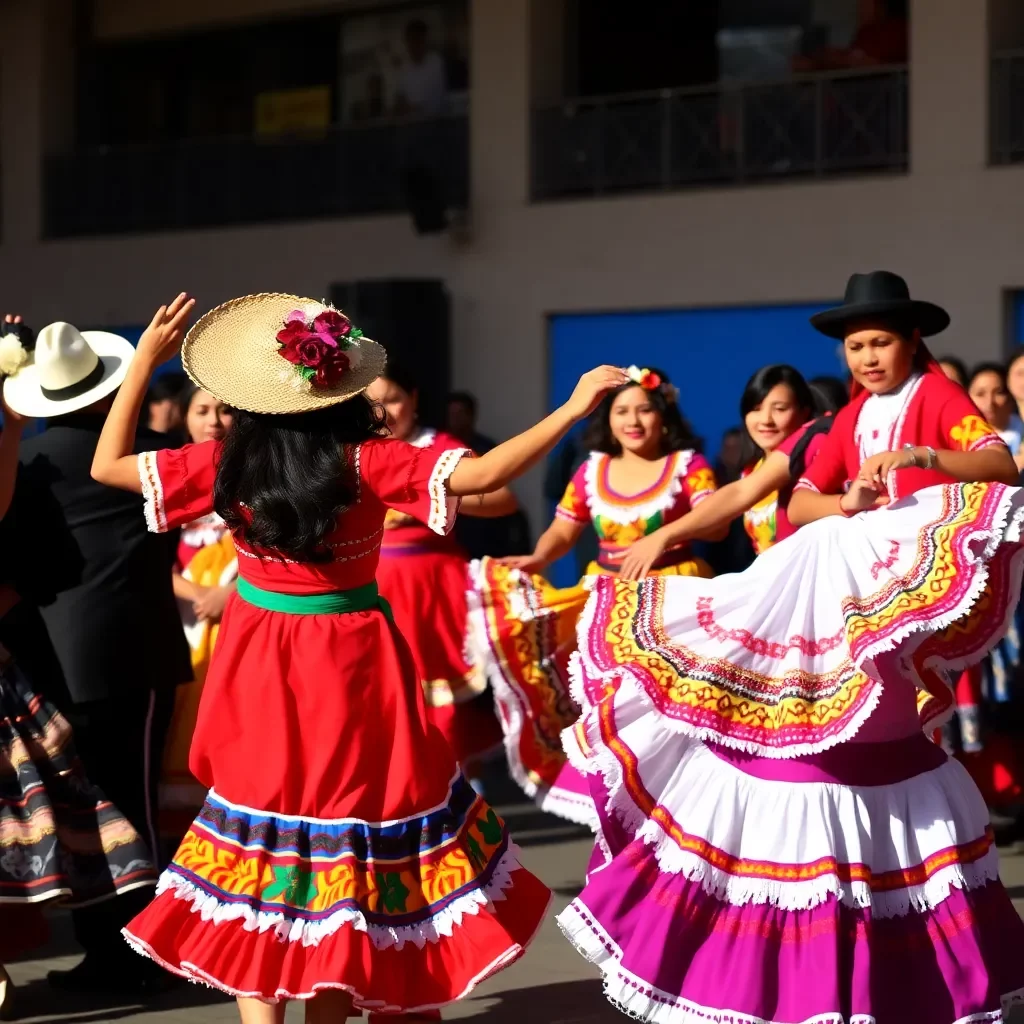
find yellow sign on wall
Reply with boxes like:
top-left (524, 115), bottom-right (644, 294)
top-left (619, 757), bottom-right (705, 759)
top-left (255, 87), bottom-right (332, 137)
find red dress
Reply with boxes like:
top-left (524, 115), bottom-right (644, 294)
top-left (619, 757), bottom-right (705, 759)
top-left (124, 438), bottom-right (551, 1008)
top-left (376, 429), bottom-right (503, 771)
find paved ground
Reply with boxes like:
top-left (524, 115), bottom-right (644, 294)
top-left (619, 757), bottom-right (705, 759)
top-left (7, 799), bottom-right (1024, 1024)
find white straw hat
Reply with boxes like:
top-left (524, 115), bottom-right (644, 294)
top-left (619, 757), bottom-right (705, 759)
top-left (3, 322), bottom-right (135, 418)
top-left (182, 293), bottom-right (386, 415)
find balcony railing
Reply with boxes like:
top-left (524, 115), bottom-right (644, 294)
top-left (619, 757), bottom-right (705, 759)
top-left (991, 51), bottom-right (1024, 165)
top-left (45, 114), bottom-right (468, 237)
top-left (531, 66), bottom-right (908, 200)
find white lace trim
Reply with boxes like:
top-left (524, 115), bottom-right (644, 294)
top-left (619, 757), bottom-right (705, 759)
top-left (563, 674), bottom-right (1000, 917)
top-left (427, 447), bottom-right (469, 535)
top-left (557, 904), bottom-right (1023, 1024)
top-left (138, 451), bottom-right (167, 533)
top-left (408, 427), bottom-right (438, 449)
top-left (144, 843), bottom-right (522, 952)
top-left (536, 785), bottom-right (598, 828)
top-left (570, 483), bottom-right (1024, 759)
top-left (583, 450), bottom-right (695, 525)
top-left (180, 512), bottom-right (228, 549)
top-left (123, 874), bottom-right (547, 1010)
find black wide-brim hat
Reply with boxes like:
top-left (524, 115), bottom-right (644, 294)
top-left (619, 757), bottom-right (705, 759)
top-left (810, 271), bottom-right (950, 339)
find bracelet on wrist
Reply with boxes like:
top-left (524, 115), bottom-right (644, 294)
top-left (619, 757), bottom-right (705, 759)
top-left (902, 444), bottom-right (937, 470)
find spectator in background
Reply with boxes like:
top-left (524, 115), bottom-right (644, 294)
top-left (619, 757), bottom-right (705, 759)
top-left (705, 426), bottom-right (754, 575)
top-left (160, 384), bottom-right (237, 847)
top-left (349, 72), bottom-right (386, 122)
top-left (445, 390), bottom-right (497, 453)
top-left (968, 362), bottom-right (1024, 471)
top-left (794, 0), bottom-right (908, 71)
top-left (446, 391), bottom-right (531, 559)
top-left (144, 372), bottom-right (187, 446)
top-left (938, 356), bottom-right (969, 388)
top-left (714, 426), bottom-right (746, 485)
top-left (1006, 350), bottom-right (1024, 448)
top-left (395, 19), bottom-right (446, 116)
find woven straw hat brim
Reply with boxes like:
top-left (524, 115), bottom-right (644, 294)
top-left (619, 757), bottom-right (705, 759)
top-left (181, 293), bottom-right (386, 415)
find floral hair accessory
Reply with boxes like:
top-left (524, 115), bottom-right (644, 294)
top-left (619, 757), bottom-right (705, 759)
top-left (624, 364), bottom-right (679, 403)
top-left (0, 323), bottom-right (34, 379)
top-left (276, 307), bottom-right (364, 392)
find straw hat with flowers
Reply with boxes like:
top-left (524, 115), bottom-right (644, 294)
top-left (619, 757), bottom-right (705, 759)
top-left (182, 293), bottom-right (386, 414)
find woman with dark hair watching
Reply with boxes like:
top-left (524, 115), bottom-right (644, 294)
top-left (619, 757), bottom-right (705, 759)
top-left (160, 383), bottom-right (236, 844)
top-left (616, 364), bottom-right (842, 579)
top-left (143, 372), bottom-right (188, 444)
top-left (968, 361), bottom-right (1024, 470)
top-left (467, 366), bottom-right (723, 825)
top-left (91, 293), bottom-right (620, 1021)
top-left (1006, 348), bottom-right (1024, 438)
top-left (955, 361), bottom-right (1024, 819)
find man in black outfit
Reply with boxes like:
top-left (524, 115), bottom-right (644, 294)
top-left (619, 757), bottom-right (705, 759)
top-left (5, 321), bottom-right (191, 994)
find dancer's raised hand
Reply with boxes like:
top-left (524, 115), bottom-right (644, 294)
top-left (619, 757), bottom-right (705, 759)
top-left (137, 293), bottom-right (196, 367)
top-left (564, 366), bottom-right (631, 421)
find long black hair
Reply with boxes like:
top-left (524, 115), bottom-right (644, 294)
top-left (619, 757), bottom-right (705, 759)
top-left (214, 395), bottom-right (388, 562)
top-left (807, 375), bottom-right (849, 416)
top-left (738, 364), bottom-right (815, 467)
top-left (968, 360), bottom-right (1009, 391)
top-left (582, 368), bottom-right (702, 455)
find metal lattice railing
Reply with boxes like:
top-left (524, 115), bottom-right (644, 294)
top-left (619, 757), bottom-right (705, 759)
top-left (45, 114), bottom-right (469, 238)
top-left (991, 51), bottom-right (1024, 165)
top-left (531, 65), bottom-right (908, 200)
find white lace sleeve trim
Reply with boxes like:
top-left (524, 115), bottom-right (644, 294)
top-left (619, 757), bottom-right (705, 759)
top-left (138, 451), bottom-right (168, 533)
top-left (427, 447), bottom-right (471, 535)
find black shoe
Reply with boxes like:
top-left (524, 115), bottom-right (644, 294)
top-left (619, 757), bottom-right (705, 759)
top-left (47, 958), bottom-right (175, 997)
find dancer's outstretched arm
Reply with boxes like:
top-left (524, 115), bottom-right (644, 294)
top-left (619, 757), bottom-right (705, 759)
top-left (789, 444), bottom-right (1019, 527)
top-left (614, 450), bottom-right (792, 579)
top-left (446, 367), bottom-right (629, 497)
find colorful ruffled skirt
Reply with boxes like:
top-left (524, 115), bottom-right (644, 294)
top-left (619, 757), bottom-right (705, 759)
top-left (466, 556), bottom-right (712, 827)
top-left (559, 482), bottom-right (1024, 1023)
top-left (0, 658), bottom-right (156, 911)
top-left (124, 583), bottom-right (551, 1009)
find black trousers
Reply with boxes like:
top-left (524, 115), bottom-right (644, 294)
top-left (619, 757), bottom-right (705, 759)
top-left (61, 687), bottom-right (176, 960)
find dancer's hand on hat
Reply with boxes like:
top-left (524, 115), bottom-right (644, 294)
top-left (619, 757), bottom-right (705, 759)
top-left (137, 293), bottom-right (196, 367)
top-left (564, 366), bottom-right (631, 422)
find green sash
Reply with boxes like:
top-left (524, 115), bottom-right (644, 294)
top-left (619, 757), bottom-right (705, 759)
top-left (236, 577), bottom-right (393, 621)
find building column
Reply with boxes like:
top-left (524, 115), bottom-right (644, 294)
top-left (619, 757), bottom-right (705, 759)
top-left (0, 1), bottom-right (45, 246)
top-left (0, 0), bottom-right (77, 247)
top-left (469, 0), bottom-right (531, 210)
top-left (909, 0), bottom-right (989, 173)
